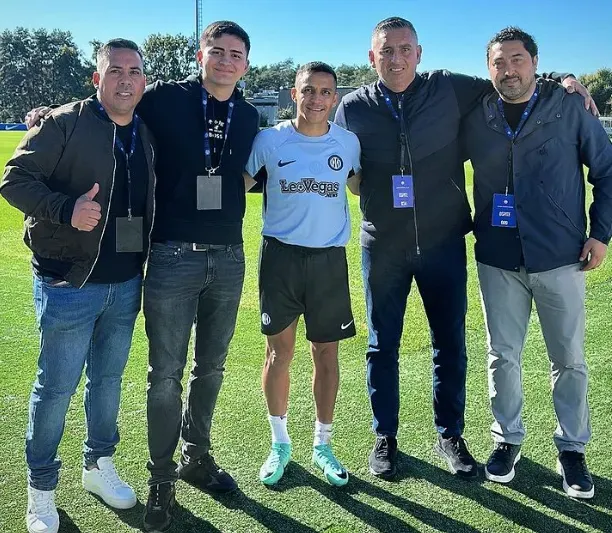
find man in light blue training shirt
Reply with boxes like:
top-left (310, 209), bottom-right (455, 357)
top-left (244, 61), bottom-right (361, 487)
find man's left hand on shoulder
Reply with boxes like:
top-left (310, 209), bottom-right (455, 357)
top-left (580, 238), bottom-right (608, 271)
top-left (561, 77), bottom-right (599, 117)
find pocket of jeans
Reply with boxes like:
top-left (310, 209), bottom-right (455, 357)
top-left (37, 275), bottom-right (72, 288)
top-left (226, 244), bottom-right (245, 264)
top-left (147, 242), bottom-right (182, 267)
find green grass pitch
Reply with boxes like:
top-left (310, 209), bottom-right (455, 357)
top-left (0, 131), bottom-right (611, 532)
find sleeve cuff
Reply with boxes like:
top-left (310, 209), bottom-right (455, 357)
top-left (588, 231), bottom-right (611, 246)
top-left (60, 197), bottom-right (76, 225)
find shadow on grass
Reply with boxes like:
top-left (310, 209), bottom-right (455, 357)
top-left (57, 508), bottom-right (81, 532)
top-left (510, 457), bottom-right (612, 531)
top-left (84, 494), bottom-right (222, 532)
top-left (209, 486), bottom-right (318, 532)
top-left (288, 462), bottom-right (481, 533)
top-left (85, 494), bottom-right (146, 530)
top-left (406, 454), bottom-right (605, 533)
top-left (171, 502), bottom-right (222, 532)
top-left (591, 474), bottom-right (612, 511)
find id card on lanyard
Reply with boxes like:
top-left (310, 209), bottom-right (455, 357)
top-left (380, 83), bottom-right (414, 209)
top-left (491, 91), bottom-right (538, 229)
top-left (198, 87), bottom-right (235, 210)
top-left (97, 103), bottom-right (144, 252)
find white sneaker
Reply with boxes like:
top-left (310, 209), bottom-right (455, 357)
top-left (26, 486), bottom-right (59, 533)
top-left (82, 456), bottom-right (137, 509)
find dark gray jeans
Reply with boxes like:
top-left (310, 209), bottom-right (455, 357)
top-left (144, 241), bottom-right (245, 484)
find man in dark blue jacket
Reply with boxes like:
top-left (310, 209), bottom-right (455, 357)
top-left (334, 16), bottom-right (594, 480)
top-left (463, 27), bottom-right (612, 499)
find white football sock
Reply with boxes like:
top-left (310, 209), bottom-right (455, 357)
top-left (314, 420), bottom-right (333, 446)
top-left (268, 414), bottom-right (290, 444)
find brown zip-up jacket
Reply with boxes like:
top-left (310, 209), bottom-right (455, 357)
top-left (0, 97), bottom-right (156, 288)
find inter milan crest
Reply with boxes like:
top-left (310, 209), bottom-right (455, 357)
top-left (328, 155), bottom-right (343, 171)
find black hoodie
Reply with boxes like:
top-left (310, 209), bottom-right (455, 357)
top-left (137, 74), bottom-right (259, 244)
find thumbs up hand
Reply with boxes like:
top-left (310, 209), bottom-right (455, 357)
top-left (71, 183), bottom-right (102, 231)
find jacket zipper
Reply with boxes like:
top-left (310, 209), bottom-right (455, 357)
top-left (80, 124), bottom-right (117, 288)
top-left (398, 97), bottom-right (421, 255)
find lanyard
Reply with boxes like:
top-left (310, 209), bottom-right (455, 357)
top-left (97, 103), bottom-right (139, 219)
top-left (496, 91), bottom-right (539, 195)
top-left (497, 90), bottom-right (539, 141)
top-left (380, 81), bottom-right (403, 122)
top-left (379, 82), bottom-right (410, 174)
top-left (201, 87), bottom-right (235, 174)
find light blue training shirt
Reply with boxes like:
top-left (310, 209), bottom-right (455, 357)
top-left (245, 120), bottom-right (361, 248)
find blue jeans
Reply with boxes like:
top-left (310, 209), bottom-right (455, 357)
top-left (144, 242), bottom-right (245, 484)
top-left (27, 274), bottom-right (142, 491)
top-left (362, 237), bottom-right (468, 438)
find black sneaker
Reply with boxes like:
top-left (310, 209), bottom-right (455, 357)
top-left (557, 451), bottom-right (594, 499)
top-left (484, 443), bottom-right (521, 483)
top-left (368, 436), bottom-right (398, 479)
top-left (434, 435), bottom-right (478, 479)
top-left (143, 482), bottom-right (175, 533)
top-left (177, 453), bottom-right (238, 494)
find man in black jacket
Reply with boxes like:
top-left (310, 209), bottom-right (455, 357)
top-left (335, 16), bottom-right (594, 480)
top-left (136, 21), bottom-right (259, 532)
top-left (1, 39), bottom-right (153, 533)
top-left (464, 27), bottom-right (612, 498)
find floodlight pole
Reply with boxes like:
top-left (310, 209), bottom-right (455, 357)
top-left (195, 0), bottom-right (203, 43)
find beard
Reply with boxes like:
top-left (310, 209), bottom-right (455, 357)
top-left (496, 76), bottom-right (535, 101)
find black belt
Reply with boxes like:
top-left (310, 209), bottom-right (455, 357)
top-left (160, 241), bottom-right (230, 252)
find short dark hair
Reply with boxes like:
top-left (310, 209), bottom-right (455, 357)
top-left (372, 17), bottom-right (418, 40)
top-left (487, 26), bottom-right (538, 62)
top-left (200, 20), bottom-right (251, 55)
top-left (96, 38), bottom-right (143, 70)
top-left (295, 61), bottom-right (337, 86)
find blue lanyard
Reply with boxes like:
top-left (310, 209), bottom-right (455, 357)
top-left (379, 82), bottom-right (403, 122)
top-left (96, 102), bottom-right (139, 157)
top-left (96, 102), bottom-right (139, 218)
top-left (201, 87), bottom-right (235, 173)
top-left (379, 81), bottom-right (411, 173)
top-left (497, 90), bottom-right (539, 141)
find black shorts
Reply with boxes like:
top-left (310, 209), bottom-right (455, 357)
top-left (258, 237), bottom-right (356, 342)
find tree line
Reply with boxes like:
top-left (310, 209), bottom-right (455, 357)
top-left (1, 28), bottom-right (611, 122)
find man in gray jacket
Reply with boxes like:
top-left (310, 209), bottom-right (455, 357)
top-left (1, 39), bottom-right (154, 533)
top-left (463, 27), bottom-right (612, 498)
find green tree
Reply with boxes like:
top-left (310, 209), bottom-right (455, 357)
top-left (141, 33), bottom-right (197, 83)
top-left (89, 39), bottom-right (103, 65)
top-left (336, 64), bottom-right (377, 86)
top-left (243, 59), bottom-right (296, 96)
top-left (579, 68), bottom-right (612, 115)
top-left (0, 28), bottom-right (92, 122)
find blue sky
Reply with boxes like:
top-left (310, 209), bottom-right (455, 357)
top-left (1, 0), bottom-right (610, 78)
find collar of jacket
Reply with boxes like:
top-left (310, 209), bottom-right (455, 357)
top-left (83, 95), bottom-right (112, 124)
top-left (83, 95), bottom-right (138, 128)
top-left (184, 73), bottom-right (245, 102)
top-left (373, 72), bottom-right (424, 102)
top-left (82, 96), bottom-right (152, 147)
top-left (482, 79), bottom-right (564, 139)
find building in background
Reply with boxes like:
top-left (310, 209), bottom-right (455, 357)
top-left (247, 90), bottom-right (279, 127)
